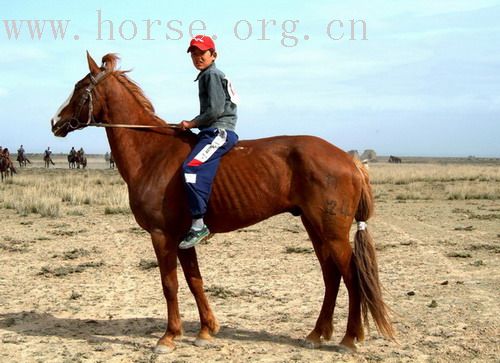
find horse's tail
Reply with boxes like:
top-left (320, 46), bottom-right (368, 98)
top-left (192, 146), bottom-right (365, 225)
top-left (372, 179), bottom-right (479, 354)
top-left (353, 158), bottom-right (395, 340)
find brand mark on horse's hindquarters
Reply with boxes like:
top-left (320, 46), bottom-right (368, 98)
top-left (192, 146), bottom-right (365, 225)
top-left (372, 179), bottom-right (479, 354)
top-left (325, 200), bottom-right (337, 216)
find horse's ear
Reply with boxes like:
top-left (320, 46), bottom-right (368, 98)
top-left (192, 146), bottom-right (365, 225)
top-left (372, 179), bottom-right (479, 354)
top-left (86, 51), bottom-right (100, 75)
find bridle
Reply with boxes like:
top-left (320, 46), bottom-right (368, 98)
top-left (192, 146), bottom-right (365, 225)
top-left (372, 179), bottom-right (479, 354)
top-left (67, 69), bottom-right (180, 131)
top-left (68, 70), bottom-right (110, 130)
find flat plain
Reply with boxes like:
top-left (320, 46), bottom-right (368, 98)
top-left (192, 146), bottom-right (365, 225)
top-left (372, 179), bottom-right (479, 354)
top-left (0, 156), bottom-right (499, 362)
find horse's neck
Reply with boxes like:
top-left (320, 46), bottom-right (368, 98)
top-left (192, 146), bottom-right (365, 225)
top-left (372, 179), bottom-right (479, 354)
top-left (102, 80), bottom-right (181, 184)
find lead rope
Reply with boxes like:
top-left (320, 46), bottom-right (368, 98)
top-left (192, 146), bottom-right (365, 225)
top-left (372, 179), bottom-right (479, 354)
top-left (87, 122), bottom-right (181, 129)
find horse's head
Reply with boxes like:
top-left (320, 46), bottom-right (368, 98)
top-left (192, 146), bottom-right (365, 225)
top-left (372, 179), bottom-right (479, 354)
top-left (51, 52), bottom-right (118, 137)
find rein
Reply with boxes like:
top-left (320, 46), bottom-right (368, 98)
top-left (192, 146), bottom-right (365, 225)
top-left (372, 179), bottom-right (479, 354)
top-left (85, 122), bottom-right (181, 130)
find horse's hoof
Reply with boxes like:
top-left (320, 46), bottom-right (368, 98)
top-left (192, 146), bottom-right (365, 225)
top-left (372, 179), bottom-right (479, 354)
top-left (194, 337), bottom-right (214, 347)
top-left (153, 343), bottom-right (175, 354)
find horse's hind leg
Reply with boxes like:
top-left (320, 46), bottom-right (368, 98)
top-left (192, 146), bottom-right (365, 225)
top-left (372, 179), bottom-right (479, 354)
top-left (177, 248), bottom-right (219, 346)
top-left (302, 215), bottom-right (364, 351)
top-left (302, 216), bottom-right (342, 348)
top-left (328, 235), bottom-right (364, 350)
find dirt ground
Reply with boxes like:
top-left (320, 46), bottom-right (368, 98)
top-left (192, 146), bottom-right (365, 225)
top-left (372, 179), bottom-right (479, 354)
top-left (0, 160), bottom-right (499, 362)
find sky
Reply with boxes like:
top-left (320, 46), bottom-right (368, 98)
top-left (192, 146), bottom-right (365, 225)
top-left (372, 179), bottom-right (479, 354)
top-left (1, 0), bottom-right (499, 157)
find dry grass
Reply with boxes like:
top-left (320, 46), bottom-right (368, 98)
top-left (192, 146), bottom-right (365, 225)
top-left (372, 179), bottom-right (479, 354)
top-left (445, 182), bottom-right (500, 200)
top-left (371, 163), bottom-right (500, 185)
top-left (0, 161), bottom-right (129, 218)
top-left (0, 158), bottom-right (498, 219)
top-left (370, 162), bottom-right (500, 201)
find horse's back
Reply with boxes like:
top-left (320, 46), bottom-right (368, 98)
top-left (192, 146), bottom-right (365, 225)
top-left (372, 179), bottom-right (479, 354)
top-left (225, 134), bottom-right (355, 176)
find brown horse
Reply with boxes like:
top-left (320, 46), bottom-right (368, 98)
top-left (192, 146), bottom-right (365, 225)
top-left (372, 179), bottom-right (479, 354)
top-left (0, 155), bottom-right (16, 181)
top-left (51, 52), bottom-right (394, 353)
top-left (68, 153), bottom-right (77, 168)
top-left (109, 152), bottom-right (115, 169)
top-left (75, 151), bottom-right (87, 169)
top-left (104, 152), bottom-right (115, 169)
top-left (17, 153), bottom-right (31, 167)
top-left (0, 156), bottom-right (6, 181)
top-left (388, 155), bottom-right (402, 164)
top-left (44, 154), bottom-right (55, 168)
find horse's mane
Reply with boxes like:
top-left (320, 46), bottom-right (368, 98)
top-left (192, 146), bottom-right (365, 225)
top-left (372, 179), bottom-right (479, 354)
top-left (101, 53), bottom-right (156, 115)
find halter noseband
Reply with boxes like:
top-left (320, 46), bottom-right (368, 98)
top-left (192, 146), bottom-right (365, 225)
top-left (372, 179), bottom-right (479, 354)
top-left (69, 69), bottom-right (109, 130)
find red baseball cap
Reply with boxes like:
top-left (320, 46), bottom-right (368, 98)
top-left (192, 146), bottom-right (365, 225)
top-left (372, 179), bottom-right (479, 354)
top-left (187, 35), bottom-right (216, 53)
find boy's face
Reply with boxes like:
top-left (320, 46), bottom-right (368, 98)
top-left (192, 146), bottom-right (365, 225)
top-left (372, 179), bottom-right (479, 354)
top-left (190, 48), bottom-right (216, 71)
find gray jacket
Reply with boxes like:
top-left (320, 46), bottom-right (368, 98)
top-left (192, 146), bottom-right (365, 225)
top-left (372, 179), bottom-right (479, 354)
top-left (192, 63), bottom-right (238, 131)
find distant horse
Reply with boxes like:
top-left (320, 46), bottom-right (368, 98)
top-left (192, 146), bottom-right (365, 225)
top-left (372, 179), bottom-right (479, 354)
top-left (0, 155), bottom-right (16, 181)
top-left (68, 154), bottom-right (77, 168)
top-left (76, 151), bottom-right (87, 169)
top-left (108, 152), bottom-right (115, 169)
top-left (17, 153), bottom-right (31, 167)
top-left (388, 155), bottom-right (402, 163)
top-left (51, 52), bottom-right (394, 353)
top-left (104, 152), bottom-right (111, 166)
top-left (44, 154), bottom-right (55, 168)
top-left (0, 156), bottom-right (6, 181)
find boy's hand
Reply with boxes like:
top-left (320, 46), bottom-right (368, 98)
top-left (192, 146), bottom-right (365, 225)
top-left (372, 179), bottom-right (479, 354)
top-left (178, 120), bottom-right (195, 130)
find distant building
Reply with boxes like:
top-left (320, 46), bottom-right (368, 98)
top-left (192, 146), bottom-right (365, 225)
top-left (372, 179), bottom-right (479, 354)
top-left (361, 149), bottom-right (377, 162)
top-left (347, 150), bottom-right (360, 159)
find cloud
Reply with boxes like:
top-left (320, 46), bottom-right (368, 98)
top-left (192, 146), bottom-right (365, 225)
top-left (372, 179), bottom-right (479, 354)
top-left (0, 88), bottom-right (8, 97)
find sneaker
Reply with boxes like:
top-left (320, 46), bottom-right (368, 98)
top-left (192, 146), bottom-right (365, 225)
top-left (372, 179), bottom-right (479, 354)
top-left (179, 225), bottom-right (210, 249)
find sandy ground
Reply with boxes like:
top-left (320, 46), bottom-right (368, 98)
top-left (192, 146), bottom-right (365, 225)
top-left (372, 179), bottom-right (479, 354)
top-left (0, 163), bottom-right (499, 362)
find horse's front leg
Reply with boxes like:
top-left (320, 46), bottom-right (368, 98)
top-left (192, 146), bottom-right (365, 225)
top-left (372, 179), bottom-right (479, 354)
top-left (178, 248), bottom-right (220, 346)
top-left (150, 230), bottom-right (183, 353)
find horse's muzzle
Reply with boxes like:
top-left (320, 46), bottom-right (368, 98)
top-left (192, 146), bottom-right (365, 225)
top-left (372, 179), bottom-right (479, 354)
top-left (51, 118), bottom-right (69, 137)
